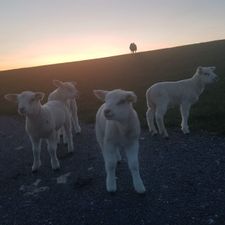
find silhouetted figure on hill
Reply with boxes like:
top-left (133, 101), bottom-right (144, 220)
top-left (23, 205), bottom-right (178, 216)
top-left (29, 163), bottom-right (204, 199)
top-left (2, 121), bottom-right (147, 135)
top-left (130, 43), bottom-right (137, 53)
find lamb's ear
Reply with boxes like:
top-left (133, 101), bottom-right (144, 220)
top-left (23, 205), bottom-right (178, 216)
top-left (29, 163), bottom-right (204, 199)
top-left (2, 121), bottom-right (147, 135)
top-left (70, 81), bottom-right (77, 87)
top-left (197, 66), bottom-right (203, 74)
top-left (209, 66), bottom-right (216, 71)
top-left (93, 90), bottom-right (108, 101)
top-left (4, 94), bottom-right (18, 103)
top-left (53, 80), bottom-right (65, 88)
top-left (34, 92), bottom-right (45, 101)
top-left (126, 91), bottom-right (137, 103)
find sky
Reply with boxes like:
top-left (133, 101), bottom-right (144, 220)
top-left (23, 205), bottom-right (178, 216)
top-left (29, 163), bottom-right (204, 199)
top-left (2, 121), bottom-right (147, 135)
top-left (0, 0), bottom-right (225, 71)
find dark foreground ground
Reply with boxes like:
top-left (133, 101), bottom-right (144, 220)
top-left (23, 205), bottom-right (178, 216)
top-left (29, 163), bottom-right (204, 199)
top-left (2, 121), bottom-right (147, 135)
top-left (0, 116), bottom-right (225, 225)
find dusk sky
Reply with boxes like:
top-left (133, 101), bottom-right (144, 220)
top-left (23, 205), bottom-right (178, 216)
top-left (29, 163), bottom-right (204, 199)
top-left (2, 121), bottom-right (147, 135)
top-left (1, 0), bottom-right (225, 71)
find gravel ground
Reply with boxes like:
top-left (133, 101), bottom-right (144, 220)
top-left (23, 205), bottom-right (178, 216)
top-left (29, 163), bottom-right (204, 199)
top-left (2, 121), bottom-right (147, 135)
top-left (0, 116), bottom-right (225, 225)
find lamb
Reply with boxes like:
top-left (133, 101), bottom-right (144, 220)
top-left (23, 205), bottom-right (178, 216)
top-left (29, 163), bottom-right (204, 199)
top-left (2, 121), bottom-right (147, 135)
top-left (48, 80), bottom-right (81, 135)
top-left (130, 42), bottom-right (137, 53)
top-left (4, 91), bottom-right (74, 172)
top-left (94, 89), bottom-right (146, 194)
top-left (146, 66), bottom-right (218, 138)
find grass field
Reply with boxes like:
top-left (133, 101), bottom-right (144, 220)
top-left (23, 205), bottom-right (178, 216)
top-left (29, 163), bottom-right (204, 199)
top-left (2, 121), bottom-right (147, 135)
top-left (0, 40), bottom-right (225, 134)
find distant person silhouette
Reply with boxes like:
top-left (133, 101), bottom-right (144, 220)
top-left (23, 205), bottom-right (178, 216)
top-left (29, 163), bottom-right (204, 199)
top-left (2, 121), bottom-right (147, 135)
top-left (130, 43), bottom-right (137, 53)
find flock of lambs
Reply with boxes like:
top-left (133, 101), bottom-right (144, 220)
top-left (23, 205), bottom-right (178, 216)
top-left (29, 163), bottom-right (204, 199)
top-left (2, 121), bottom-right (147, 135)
top-left (4, 66), bottom-right (218, 194)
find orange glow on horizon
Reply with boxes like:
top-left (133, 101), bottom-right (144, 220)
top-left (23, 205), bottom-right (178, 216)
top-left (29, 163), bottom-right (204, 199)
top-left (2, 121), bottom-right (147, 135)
top-left (0, 37), bottom-right (197, 71)
top-left (0, 35), bottom-right (128, 71)
top-left (0, 46), bottom-right (124, 71)
top-left (0, 43), bottom-right (173, 71)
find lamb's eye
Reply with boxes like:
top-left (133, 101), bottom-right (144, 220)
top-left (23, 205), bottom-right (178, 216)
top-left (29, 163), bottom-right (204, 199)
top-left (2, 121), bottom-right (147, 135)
top-left (30, 98), bottom-right (35, 103)
top-left (204, 72), bottom-right (209, 76)
top-left (117, 99), bottom-right (126, 105)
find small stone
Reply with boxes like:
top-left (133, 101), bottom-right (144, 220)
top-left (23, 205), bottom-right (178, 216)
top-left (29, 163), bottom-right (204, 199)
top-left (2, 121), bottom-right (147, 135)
top-left (15, 146), bottom-right (24, 151)
top-left (208, 218), bottom-right (215, 224)
top-left (57, 172), bottom-right (71, 184)
top-left (33, 179), bottom-right (41, 187)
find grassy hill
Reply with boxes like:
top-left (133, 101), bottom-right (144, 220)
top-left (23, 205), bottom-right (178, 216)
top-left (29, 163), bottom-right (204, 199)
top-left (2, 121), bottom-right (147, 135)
top-left (0, 40), bottom-right (225, 134)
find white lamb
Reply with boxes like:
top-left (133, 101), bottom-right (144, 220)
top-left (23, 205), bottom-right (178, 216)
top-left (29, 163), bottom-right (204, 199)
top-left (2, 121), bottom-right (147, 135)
top-left (48, 80), bottom-right (81, 135)
top-left (4, 91), bottom-right (74, 172)
top-left (146, 66), bottom-right (218, 138)
top-left (94, 89), bottom-right (146, 194)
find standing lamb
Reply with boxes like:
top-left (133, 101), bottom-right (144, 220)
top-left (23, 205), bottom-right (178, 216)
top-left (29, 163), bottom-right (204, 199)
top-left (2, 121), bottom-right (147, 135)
top-left (48, 80), bottom-right (81, 135)
top-left (94, 89), bottom-right (146, 194)
top-left (4, 91), bottom-right (74, 172)
top-left (146, 66), bottom-right (218, 138)
top-left (130, 42), bottom-right (137, 53)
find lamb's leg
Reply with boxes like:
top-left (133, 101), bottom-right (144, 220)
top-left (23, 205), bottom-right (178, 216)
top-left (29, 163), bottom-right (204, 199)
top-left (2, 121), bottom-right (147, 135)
top-left (30, 137), bottom-right (42, 172)
top-left (64, 121), bottom-right (74, 153)
top-left (103, 144), bottom-right (117, 193)
top-left (73, 111), bottom-right (81, 134)
top-left (155, 105), bottom-right (168, 138)
top-left (180, 103), bottom-right (191, 134)
top-left (47, 133), bottom-right (60, 170)
top-left (125, 141), bottom-right (146, 194)
top-left (57, 127), bottom-right (65, 144)
top-left (116, 148), bottom-right (122, 163)
top-left (146, 107), bottom-right (157, 135)
top-left (71, 100), bottom-right (81, 134)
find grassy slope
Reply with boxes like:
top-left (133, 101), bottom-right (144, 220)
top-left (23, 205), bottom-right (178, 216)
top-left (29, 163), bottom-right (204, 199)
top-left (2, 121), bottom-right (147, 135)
top-left (0, 40), bottom-right (225, 134)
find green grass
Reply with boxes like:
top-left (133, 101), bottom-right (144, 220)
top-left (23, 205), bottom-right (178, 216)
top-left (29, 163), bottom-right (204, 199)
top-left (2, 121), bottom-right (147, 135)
top-left (1, 40), bottom-right (225, 134)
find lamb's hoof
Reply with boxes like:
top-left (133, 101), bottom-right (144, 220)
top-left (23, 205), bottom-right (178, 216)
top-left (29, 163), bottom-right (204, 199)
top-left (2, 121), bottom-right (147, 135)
top-left (108, 191), bottom-right (117, 196)
top-left (32, 169), bottom-right (38, 174)
top-left (53, 167), bottom-right (60, 172)
top-left (182, 127), bottom-right (190, 135)
top-left (52, 161), bottom-right (60, 171)
top-left (68, 146), bottom-right (74, 154)
top-left (32, 162), bottom-right (41, 173)
top-left (150, 131), bottom-right (158, 136)
top-left (164, 136), bottom-right (169, 140)
top-left (137, 191), bottom-right (146, 196)
top-left (107, 185), bottom-right (117, 194)
top-left (76, 132), bottom-right (81, 136)
top-left (135, 185), bottom-right (146, 194)
top-left (68, 151), bottom-right (74, 156)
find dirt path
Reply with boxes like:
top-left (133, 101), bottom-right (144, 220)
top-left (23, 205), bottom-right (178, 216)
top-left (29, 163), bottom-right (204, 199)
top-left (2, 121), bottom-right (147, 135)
top-left (0, 116), bottom-right (225, 225)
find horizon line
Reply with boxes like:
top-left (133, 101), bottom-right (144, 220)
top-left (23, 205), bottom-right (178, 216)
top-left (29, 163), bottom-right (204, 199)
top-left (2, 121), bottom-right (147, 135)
top-left (1, 39), bottom-right (224, 73)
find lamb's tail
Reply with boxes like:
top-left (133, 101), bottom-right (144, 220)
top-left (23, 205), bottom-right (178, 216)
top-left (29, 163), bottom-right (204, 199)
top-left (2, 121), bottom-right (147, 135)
top-left (146, 87), bottom-right (155, 109)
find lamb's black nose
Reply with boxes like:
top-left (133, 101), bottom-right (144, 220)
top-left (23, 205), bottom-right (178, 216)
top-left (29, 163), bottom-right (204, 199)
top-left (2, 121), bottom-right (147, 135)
top-left (104, 109), bottom-right (111, 115)
top-left (19, 107), bottom-right (26, 114)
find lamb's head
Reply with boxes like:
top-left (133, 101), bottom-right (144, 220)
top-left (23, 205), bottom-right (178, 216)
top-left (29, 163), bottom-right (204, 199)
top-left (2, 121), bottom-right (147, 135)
top-left (4, 91), bottom-right (45, 116)
top-left (94, 89), bottom-right (137, 122)
top-left (53, 80), bottom-right (78, 100)
top-left (196, 66), bottom-right (218, 84)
